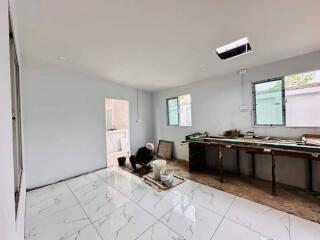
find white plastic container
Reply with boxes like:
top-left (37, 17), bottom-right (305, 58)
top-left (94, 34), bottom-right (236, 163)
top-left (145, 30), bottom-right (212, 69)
top-left (160, 169), bottom-right (174, 186)
top-left (152, 160), bottom-right (166, 180)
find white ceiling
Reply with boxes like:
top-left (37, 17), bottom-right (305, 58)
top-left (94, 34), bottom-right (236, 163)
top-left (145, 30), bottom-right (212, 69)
top-left (17, 0), bottom-right (320, 91)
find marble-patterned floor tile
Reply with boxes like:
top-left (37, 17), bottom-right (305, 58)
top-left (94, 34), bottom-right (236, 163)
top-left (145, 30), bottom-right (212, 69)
top-left (160, 198), bottom-right (223, 240)
top-left (26, 166), bottom-right (319, 240)
top-left (67, 174), bottom-right (109, 202)
top-left (26, 181), bottom-right (72, 206)
top-left (116, 167), bottom-right (133, 176)
top-left (26, 182), bottom-right (78, 222)
top-left (136, 221), bottom-right (185, 240)
top-left (290, 215), bottom-right (320, 240)
top-left (116, 177), bottom-right (146, 195)
top-left (94, 201), bottom-right (157, 240)
top-left (99, 170), bottom-right (147, 200)
top-left (64, 224), bottom-right (102, 240)
top-left (172, 180), bottom-right (235, 216)
top-left (96, 168), bottom-right (136, 188)
top-left (73, 182), bottom-right (131, 221)
top-left (67, 172), bottom-right (106, 195)
top-left (212, 218), bottom-right (272, 240)
top-left (117, 179), bottom-right (152, 200)
top-left (134, 188), bottom-right (183, 218)
top-left (226, 197), bottom-right (290, 240)
top-left (25, 204), bottom-right (91, 240)
top-left (94, 167), bottom-right (118, 177)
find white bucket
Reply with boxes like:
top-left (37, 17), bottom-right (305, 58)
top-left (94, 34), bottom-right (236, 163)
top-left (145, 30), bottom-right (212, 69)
top-left (152, 160), bottom-right (166, 180)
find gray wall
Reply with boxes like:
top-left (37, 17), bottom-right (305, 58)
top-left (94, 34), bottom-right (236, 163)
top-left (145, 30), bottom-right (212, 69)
top-left (22, 59), bottom-right (154, 189)
top-left (153, 51), bottom-right (320, 190)
top-left (21, 51), bottom-right (320, 191)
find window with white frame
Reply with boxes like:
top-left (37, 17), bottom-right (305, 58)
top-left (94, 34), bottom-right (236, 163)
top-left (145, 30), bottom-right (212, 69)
top-left (253, 78), bottom-right (285, 126)
top-left (252, 70), bottom-right (320, 127)
top-left (167, 94), bottom-right (192, 126)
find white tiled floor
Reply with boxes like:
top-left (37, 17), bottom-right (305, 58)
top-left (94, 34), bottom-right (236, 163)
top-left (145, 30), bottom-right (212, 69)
top-left (25, 167), bottom-right (320, 240)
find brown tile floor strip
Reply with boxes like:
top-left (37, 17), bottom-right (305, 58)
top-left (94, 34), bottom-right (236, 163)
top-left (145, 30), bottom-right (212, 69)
top-left (166, 160), bottom-right (320, 223)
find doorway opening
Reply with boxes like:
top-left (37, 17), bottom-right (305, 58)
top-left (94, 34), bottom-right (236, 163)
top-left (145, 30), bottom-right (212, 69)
top-left (105, 98), bottom-right (130, 167)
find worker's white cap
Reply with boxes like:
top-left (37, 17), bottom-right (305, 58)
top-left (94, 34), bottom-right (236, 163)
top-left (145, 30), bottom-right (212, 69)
top-left (146, 143), bottom-right (154, 151)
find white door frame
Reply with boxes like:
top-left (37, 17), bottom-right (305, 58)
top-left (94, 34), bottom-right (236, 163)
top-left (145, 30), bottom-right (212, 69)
top-left (105, 98), bottom-right (131, 167)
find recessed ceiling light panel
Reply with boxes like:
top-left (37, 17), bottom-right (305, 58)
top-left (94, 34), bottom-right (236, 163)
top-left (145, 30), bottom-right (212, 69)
top-left (216, 37), bottom-right (252, 60)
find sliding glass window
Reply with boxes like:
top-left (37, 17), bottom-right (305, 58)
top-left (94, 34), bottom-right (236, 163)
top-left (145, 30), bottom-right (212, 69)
top-left (252, 78), bottom-right (285, 126)
top-left (167, 94), bottom-right (192, 126)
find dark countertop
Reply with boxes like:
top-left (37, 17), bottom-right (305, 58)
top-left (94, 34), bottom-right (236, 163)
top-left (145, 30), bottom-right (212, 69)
top-left (187, 137), bottom-right (320, 154)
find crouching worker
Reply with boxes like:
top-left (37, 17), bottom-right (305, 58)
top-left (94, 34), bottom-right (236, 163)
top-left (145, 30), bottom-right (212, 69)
top-left (129, 143), bottom-right (154, 172)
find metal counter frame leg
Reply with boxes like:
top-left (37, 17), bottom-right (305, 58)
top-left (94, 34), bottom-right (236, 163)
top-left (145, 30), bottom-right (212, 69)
top-left (308, 158), bottom-right (313, 192)
top-left (236, 149), bottom-right (240, 175)
top-left (251, 153), bottom-right (256, 178)
top-left (272, 152), bottom-right (276, 196)
top-left (218, 146), bottom-right (224, 182)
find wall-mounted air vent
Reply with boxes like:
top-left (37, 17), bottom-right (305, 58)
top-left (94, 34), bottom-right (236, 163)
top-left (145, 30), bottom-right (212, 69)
top-left (216, 37), bottom-right (252, 60)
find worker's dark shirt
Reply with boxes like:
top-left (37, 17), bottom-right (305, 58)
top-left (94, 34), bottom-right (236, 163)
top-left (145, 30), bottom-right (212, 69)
top-left (136, 147), bottom-right (154, 164)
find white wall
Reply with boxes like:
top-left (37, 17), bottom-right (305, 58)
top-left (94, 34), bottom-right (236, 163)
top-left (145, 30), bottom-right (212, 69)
top-left (22, 59), bottom-right (154, 189)
top-left (286, 87), bottom-right (320, 127)
top-left (0, 0), bottom-right (25, 239)
top-left (153, 50), bottom-right (320, 190)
